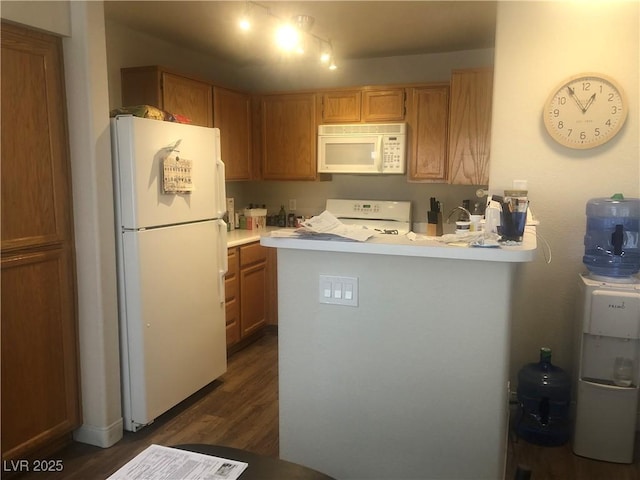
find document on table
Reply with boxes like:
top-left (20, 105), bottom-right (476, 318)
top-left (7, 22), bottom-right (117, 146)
top-left (270, 210), bottom-right (375, 242)
top-left (106, 444), bottom-right (248, 480)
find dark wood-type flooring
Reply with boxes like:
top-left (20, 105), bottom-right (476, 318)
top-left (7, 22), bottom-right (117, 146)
top-left (12, 331), bottom-right (640, 479)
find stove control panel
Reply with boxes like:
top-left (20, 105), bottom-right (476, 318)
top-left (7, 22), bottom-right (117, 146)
top-left (326, 199), bottom-right (411, 222)
top-left (353, 203), bottom-right (380, 215)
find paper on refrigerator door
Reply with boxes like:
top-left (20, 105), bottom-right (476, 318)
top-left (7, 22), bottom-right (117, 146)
top-left (162, 155), bottom-right (194, 194)
top-left (107, 444), bottom-right (248, 480)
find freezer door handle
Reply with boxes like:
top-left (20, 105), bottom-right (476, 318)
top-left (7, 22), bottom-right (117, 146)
top-left (218, 219), bottom-right (228, 304)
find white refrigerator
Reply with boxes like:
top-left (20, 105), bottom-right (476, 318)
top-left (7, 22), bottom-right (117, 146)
top-left (111, 115), bottom-right (228, 432)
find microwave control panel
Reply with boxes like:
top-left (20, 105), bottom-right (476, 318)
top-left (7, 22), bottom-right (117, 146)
top-left (382, 135), bottom-right (406, 173)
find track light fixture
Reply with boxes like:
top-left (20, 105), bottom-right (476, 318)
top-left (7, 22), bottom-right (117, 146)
top-left (238, 1), bottom-right (337, 70)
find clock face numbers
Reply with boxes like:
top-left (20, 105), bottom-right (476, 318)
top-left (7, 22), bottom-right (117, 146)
top-left (544, 74), bottom-right (627, 149)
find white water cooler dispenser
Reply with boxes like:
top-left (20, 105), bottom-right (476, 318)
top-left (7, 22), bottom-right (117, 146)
top-left (573, 275), bottom-right (640, 463)
top-left (573, 195), bottom-right (640, 463)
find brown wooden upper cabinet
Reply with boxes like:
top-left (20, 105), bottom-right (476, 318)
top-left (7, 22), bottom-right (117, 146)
top-left (213, 86), bottom-right (252, 181)
top-left (120, 66), bottom-right (256, 180)
top-left (320, 90), bottom-right (362, 123)
top-left (121, 66), bottom-right (213, 127)
top-left (362, 88), bottom-right (406, 122)
top-left (447, 68), bottom-right (493, 185)
top-left (260, 93), bottom-right (317, 180)
top-left (320, 87), bottom-right (406, 123)
top-left (407, 85), bottom-right (450, 182)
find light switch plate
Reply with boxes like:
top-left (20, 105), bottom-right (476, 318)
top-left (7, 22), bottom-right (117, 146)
top-left (319, 275), bottom-right (358, 306)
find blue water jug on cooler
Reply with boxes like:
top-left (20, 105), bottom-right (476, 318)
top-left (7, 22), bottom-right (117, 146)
top-left (583, 194), bottom-right (640, 278)
top-left (516, 347), bottom-right (571, 446)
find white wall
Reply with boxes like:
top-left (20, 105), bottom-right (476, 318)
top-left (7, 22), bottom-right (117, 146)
top-left (1, 0), bottom-right (71, 35)
top-left (63, 1), bottom-right (122, 447)
top-left (490, 2), bottom-right (639, 386)
top-left (105, 19), bottom-right (247, 109)
top-left (242, 48), bottom-right (494, 92)
top-left (105, 18), bottom-right (494, 107)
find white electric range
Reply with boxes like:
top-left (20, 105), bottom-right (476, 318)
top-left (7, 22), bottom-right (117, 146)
top-left (325, 199), bottom-right (412, 235)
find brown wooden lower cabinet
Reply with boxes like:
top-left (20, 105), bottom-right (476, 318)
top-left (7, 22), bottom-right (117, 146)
top-left (225, 242), bottom-right (277, 350)
top-left (225, 247), bottom-right (241, 346)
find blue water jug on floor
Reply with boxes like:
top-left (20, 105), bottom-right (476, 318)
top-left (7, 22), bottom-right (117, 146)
top-left (516, 347), bottom-right (571, 446)
top-left (583, 194), bottom-right (640, 278)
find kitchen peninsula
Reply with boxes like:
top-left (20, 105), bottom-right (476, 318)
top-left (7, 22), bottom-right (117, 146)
top-left (261, 230), bottom-right (536, 479)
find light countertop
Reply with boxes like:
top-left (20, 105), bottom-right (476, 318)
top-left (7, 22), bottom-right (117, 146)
top-left (260, 226), bottom-right (537, 263)
top-left (226, 227), bottom-right (281, 248)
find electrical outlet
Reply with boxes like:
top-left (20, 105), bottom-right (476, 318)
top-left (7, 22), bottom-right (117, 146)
top-left (289, 199), bottom-right (297, 211)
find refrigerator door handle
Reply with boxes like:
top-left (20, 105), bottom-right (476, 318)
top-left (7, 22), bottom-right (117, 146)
top-left (217, 219), bottom-right (228, 304)
top-left (216, 157), bottom-right (226, 219)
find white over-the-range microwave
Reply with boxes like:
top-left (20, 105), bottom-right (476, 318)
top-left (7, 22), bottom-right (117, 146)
top-left (317, 123), bottom-right (407, 174)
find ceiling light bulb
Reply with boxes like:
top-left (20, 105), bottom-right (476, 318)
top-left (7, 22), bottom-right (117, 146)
top-left (275, 24), bottom-right (299, 52)
top-left (329, 59), bottom-right (337, 70)
top-left (239, 17), bottom-right (251, 31)
top-left (239, 1), bottom-right (251, 31)
top-left (320, 51), bottom-right (330, 63)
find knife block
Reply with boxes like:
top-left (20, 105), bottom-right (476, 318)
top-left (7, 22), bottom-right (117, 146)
top-left (426, 213), bottom-right (443, 236)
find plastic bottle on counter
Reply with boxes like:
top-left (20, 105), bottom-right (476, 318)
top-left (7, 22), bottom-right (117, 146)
top-left (278, 205), bottom-right (287, 227)
top-left (470, 202), bottom-right (483, 232)
top-left (484, 197), bottom-right (502, 235)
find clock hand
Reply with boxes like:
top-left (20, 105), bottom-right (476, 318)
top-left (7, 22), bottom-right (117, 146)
top-left (583, 93), bottom-right (596, 112)
top-left (566, 86), bottom-right (586, 112)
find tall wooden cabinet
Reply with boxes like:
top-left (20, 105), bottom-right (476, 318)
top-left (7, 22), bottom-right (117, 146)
top-left (447, 68), bottom-right (493, 185)
top-left (213, 86), bottom-right (252, 180)
top-left (407, 85), bottom-right (450, 182)
top-left (1, 22), bottom-right (81, 461)
top-left (260, 93), bottom-right (317, 180)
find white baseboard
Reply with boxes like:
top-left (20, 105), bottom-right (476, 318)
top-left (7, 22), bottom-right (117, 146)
top-left (73, 417), bottom-right (123, 448)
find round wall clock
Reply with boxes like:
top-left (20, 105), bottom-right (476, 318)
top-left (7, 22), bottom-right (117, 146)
top-left (543, 73), bottom-right (627, 149)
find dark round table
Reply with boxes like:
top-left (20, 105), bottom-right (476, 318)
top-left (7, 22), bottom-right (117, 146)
top-left (173, 444), bottom-right (337, 479)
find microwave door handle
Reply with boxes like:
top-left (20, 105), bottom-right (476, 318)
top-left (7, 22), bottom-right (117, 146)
top-left (375, 137), bottom-right (383, 172)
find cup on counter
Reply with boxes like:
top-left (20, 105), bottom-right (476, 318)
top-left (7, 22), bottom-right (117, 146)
top-left (613, 356), bottom-right (634, 387)
top-left (469, 214), bottom-right (483, 232)
top-left (499, 195), bottom-right (528, 242)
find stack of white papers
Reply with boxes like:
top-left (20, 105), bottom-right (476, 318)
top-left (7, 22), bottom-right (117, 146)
top-left (269, 210), bottom-right (375, 242)
top-left (107, 444), bottom-right (248, 480)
